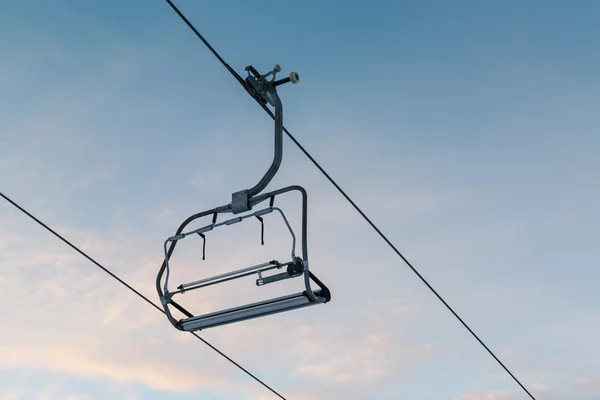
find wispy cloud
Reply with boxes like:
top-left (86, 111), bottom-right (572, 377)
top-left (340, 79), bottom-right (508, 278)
top-left (0, 219), bottom-right (437, 399)
top-left (456, 394), bottom-right (520, 400)
top-left (579, 378), bottom-right (600, 388)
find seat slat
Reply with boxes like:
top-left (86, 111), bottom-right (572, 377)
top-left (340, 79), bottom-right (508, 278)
top-left (180, 291), bottom-right (327, 331)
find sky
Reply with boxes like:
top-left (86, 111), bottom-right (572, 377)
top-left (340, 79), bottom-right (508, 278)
top-left (1, 1), bottom-right (599, 399)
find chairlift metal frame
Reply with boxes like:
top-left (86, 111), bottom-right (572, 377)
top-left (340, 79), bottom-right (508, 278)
top-left (156, 64), bottom-right (331, 332)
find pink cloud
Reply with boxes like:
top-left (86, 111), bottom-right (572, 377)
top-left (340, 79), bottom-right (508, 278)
top-left (456, 393), bottom-right (520, 400)
top-left (579, 378), bottom-right (600, 388)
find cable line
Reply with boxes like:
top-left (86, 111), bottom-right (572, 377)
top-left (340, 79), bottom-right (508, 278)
top-left (0, 190), bottom-right (287, 400)
top-left (163, 1), bottom-right (536, 399)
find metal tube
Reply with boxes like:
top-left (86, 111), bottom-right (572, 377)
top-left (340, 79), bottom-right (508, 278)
top-left (157, 207), bottom-right (224, 330)
top-left (246, 89), bottom-right (283, 197)
top-left (179, 261), bottom-right (275, 290)
top-left (180, 292), bottom-right (320, 331)
top-left (172, 263), bottom-right (283, 295)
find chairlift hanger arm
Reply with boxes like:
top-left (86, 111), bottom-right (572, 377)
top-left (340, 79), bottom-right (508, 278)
top-left (230, 65), bottom-right (300, 213)
top-left (246, 90), bottom-right (282, 198)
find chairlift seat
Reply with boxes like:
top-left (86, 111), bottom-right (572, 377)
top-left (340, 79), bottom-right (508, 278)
top-left (156, 186), bottom-right (331, 332)
top-left (180, 290), bottom-right (328, 331)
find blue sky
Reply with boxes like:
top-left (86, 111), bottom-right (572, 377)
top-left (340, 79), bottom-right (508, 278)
top-left (1, 1), bottom-right (600, 399)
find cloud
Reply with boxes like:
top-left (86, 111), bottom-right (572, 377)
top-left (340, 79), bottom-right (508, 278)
top-left (579, 378), bottom-right (600, 388)
top-left (456, 394), bottom-right (520, 400)
top-left (288, 313), bottom-right (438, 385)
top-left (0, 224), bottom-right (227, 394)
top-left (64, 396), bottom-right (90, 400)
top-left (2, 98), bottom-right (599, 400)
top-left (0, 215), bottom-right (440, 400)
top-left (0, 344), bottom-right (217, 393)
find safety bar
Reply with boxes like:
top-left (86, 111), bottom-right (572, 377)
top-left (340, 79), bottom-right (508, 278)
top-left (170, 260), bottom-right (295, 296)
top-left (180, 261), bottom-right (277, 290)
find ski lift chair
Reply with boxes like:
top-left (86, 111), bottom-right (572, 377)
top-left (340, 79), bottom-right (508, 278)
top-left (156, 65), bottom-right (330, 332)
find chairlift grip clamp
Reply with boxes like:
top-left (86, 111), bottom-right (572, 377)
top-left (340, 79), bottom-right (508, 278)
top-left (231, 190), bottom-right (251, 214)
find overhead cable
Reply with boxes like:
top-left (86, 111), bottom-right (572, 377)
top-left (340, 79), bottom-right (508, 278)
top-left (0, 190), bottom-right (287, 400)
top-left (163, 1), bottom-right (536, 398)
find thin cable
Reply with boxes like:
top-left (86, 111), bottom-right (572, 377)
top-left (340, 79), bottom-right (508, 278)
top-left (0, 190), bottom-right (287, 400)
top-left (165, 0), bottom-right (245, 87)
top-left (163, 2), bottom-right (536, 399)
